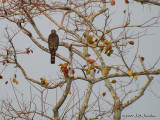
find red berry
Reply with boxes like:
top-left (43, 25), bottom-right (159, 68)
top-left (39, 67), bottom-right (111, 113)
top-left (141, 57), bottom-right (144, 61)
top-left (2, 61), bottom-right (6, 65)
top-left (102, 92), bottom-right (106, 97)
top-left (26, 48), bottom-right (30, 54)
top-left (125, 0), bottom-right (129, 4)
top-left (5, 81), bottom-right (8, 85)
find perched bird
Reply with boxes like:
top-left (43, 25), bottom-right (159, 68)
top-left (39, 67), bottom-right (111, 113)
top-left (48, 30), bottom-right (59, 64)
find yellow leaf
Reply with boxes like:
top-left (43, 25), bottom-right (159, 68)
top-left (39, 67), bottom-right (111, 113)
top-left (83, 65), bottom-right (87, 68)
top-left (88, 59), bottom-right (95, 64)
top-left (103, 69), bottom-right (109, 76)
top-left (134, 75), bottom-right (138, 80)
top-left (45, 82), bottom-right (49, 87)
top-left (2, 0), bottom-right (6, 4)
top-left (108, 42), bottom-right (112, 48)
top-left (15, 81), bottom-right (19, 85)
top-left (105, 42), bottom-right (112, 54)
top-left (41, 80), bottom-right (45, 85)
top-left (128, 70), bottom-right (133, 76)
top-left (41, 78), bottom-right (46, 82)
top-left (104, 47), bottom-right (109, 54)
top-left (88, 40), bottom-right (94, 44)
top-left (87, 35), bottom-right (94, 41)
top-left (85, 53), bottom-right (91, 57)
top-left (87, 35), bottom-right (94, 44)
top-left (59, 64), bottom-right (64, 66)
top-left (99, 44), bottom-right (104, 51)
top-left (86, 70), bottom-right (90, 75)
top-left (111, 80), bottom-right (116, 83)
top-left (89, 65), bottom-right (94, 70)
top-left (100, 35), bottom-right (105, 42)
top-left (116, 66), bottom-right (119, 72)
top-left (107, 49), bottom-right (113, 56)
top-left (103, 40), bottom-right (109, 44)
top-left (13, 78), bottom-right (18, 85)
top-left (13, 78), bottom-right (17, 83)
top-left (64, 62), bottom-right (68, 67)
top-left (106, 66), bottom-right (111, 71)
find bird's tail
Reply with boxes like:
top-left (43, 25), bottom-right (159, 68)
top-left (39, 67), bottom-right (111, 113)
top-left (51, 52), bottom-right (55, 64)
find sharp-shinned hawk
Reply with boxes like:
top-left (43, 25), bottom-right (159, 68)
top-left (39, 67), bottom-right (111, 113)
top-left (48, 30), bottom-right (59, 64)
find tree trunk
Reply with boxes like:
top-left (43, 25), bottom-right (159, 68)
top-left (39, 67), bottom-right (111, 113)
top-left (113, 109), bottom-right (122, 120)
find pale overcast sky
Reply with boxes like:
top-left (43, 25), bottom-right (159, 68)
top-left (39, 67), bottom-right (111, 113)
top-left (0, 1), bottom-right (160, 120)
